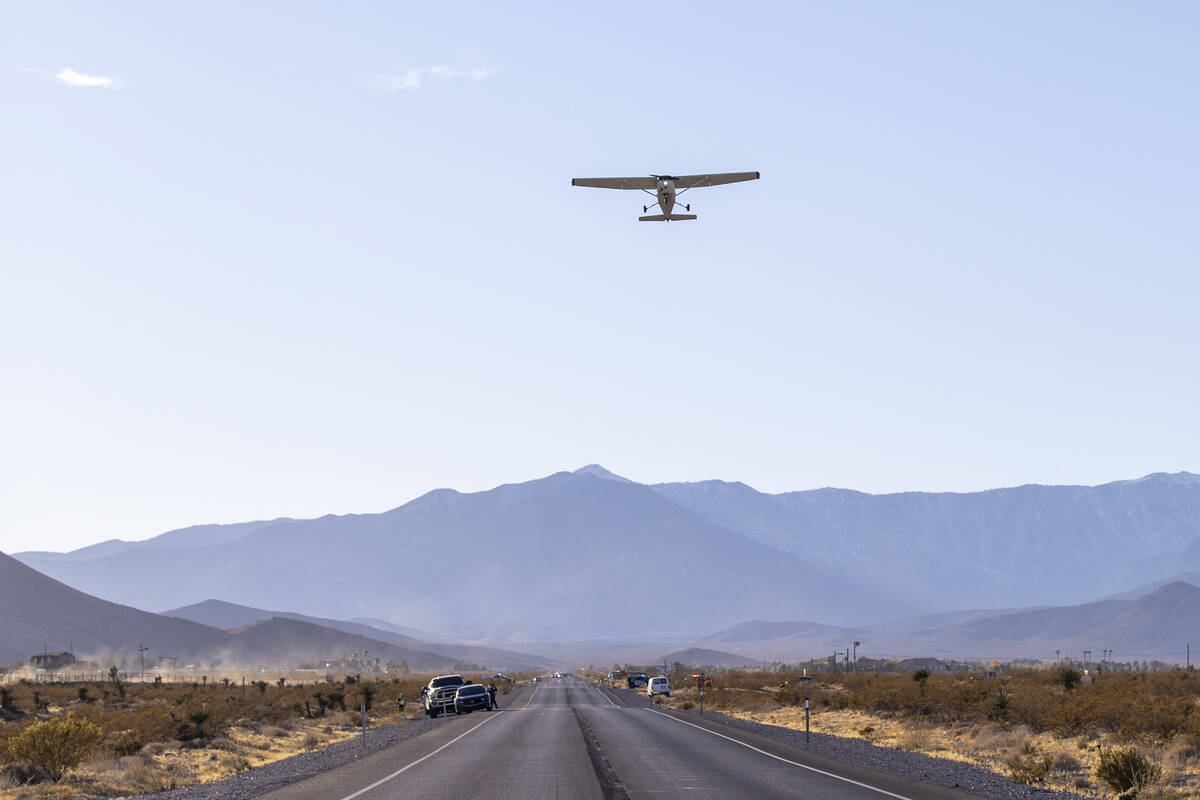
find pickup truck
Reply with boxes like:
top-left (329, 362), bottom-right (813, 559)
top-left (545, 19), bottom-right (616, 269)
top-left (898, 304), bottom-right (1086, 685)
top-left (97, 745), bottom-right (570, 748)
top-left (423, 674), bottom-right (466, 717)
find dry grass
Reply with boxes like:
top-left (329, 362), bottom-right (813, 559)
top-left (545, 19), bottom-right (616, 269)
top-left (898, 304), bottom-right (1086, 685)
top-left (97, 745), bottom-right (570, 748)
top-left (634, 668), bottom-right (1200, 799)
top-left (0, 672), bottom-right (534, 798)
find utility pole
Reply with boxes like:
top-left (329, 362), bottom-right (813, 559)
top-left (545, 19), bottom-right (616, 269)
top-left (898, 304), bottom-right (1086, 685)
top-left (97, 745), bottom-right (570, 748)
top-left (1188, 644), bottom-right (1191, 671)
top-left (1055, 649), bottom-right (1061, 665)
top-left (853, 641), bottom-right (860, 674)
top-left (137, 645), bottom-right (148, 683)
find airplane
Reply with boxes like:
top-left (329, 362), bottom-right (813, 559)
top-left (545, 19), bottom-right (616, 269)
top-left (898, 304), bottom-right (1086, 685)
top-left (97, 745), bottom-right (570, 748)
top-left (571, 172), bottom-right (760, 221)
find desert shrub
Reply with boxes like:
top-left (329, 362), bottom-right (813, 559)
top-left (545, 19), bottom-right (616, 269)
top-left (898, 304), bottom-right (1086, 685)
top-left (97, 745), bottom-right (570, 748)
top-left (1134, 789), bottom-right (1183, 800)
top-left (1007, 741), bottom-right (1053, 785)
top-left (122, 760), bottom-right (189, 792)
top-left (302, 732), bottom-right (320, 751)
top-left (2, 761), bottom-right (48, 787)
top-left (6, 713), bottom-right (103, 780)
top-left (109, 731), bottom-right (144, 757)
top-left (221, 752), bottom-right (251, 772)
top-left (1053, 751), bottom-right (1081, 771)
top-left (898, 726), bottom-right (931, 751)
top-left (1058, 667), bottom-right (1083, 691)
top-left (1095, 746), bottom-right (1163, 795)
top-left (1160, 735), bottom-right (1200, 772)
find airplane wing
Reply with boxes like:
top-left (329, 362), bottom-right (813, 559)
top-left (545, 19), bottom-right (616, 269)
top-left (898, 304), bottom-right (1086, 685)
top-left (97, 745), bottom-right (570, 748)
top-left (571, 177), bottom-right (658, 190)
top-left (674, 171), bottom-right (760, 188)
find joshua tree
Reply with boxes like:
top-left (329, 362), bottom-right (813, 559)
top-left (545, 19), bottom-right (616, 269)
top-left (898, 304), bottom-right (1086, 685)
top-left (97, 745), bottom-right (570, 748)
top-left (359, 684), bottom-right (376, 712)
top-left (912, 669), bottom-right (931, 695)
top-left (276, 677), bottom-right (286, 688)
top-left (108, 666), bottom-right (126, 697)
top-left (0, 685), bottom-right (13, 709)
top-left (186, 706), bottom-right (211, 739)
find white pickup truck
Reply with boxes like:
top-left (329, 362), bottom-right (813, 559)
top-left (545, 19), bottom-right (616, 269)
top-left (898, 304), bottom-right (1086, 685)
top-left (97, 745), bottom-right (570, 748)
top-left (423, 674), bottom-right (466, 717)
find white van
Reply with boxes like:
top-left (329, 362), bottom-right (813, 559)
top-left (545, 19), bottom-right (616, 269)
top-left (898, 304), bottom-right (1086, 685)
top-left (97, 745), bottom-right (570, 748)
top-left (647, 676), bottom-right (670, 698)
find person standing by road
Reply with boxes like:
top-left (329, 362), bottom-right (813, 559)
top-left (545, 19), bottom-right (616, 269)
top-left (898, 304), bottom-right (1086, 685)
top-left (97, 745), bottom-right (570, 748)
top-left (395, 692), bottom-right (405, 714)
top-left (487, 681), bottom-right (498, 709)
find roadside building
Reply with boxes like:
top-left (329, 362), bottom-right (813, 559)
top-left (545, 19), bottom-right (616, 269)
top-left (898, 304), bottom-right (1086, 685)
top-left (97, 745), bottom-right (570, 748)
top-left (29, 652), bottom-right (76, 671)
top-left (895, 657), bottom-right (952, 673)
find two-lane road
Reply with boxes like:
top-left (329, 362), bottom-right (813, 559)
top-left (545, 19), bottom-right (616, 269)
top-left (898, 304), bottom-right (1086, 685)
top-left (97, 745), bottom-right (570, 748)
top-left (261, 678), bottom-right (981, 800)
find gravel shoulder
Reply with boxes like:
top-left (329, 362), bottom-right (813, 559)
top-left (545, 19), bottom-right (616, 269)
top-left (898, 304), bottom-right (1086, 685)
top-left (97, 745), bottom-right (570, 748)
top-left (130, 684), bottom-right (532, 800)
top-left (608, 687), bottom-right (1101, 800)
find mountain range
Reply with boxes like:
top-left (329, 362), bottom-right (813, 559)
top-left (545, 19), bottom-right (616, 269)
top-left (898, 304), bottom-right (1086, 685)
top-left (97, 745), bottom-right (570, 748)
top-left (0, 551), bottom-right (546, 670)
top-left (694, 581), bottom-right (1200, 664)
top-left (13, 466), bottom-right (1200, 645)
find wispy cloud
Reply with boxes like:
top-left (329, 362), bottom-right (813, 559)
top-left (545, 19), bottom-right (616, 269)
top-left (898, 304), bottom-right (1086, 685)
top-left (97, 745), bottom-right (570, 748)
top-left (365, 64), bottom-right (501, 93)
top-left (55, 67), bottom-right (120, 89)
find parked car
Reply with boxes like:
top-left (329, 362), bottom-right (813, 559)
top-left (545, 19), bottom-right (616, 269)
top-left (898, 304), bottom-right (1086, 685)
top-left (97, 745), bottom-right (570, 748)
top-left (627, 673), bottom-right (649, 689)
top-left (647, 676), bottom-right (670, 698)
top-left (454, 683), bottom-right (493, 713)
top-left (423, 674), bottom-right (466, 717)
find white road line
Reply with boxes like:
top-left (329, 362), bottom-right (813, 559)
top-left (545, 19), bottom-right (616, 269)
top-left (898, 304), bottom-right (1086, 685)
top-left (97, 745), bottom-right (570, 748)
top-left (644, 709), bottom-right (917, 800)
top-left (595, 685), bottom-right (617, 707)
top-left (524, 684), bottom-right (540, 707)
top-left (337, 713), bottom-right (501, 800)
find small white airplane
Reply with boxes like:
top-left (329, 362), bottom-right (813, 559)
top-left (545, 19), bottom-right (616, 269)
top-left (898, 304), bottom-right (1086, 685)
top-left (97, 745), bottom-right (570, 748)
top-left (571, 172), bottom-right (760, 221)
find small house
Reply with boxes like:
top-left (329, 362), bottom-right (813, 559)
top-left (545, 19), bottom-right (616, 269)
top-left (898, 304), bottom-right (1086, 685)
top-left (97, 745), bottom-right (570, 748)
top-left (30, 652), bottom-right (76, 670)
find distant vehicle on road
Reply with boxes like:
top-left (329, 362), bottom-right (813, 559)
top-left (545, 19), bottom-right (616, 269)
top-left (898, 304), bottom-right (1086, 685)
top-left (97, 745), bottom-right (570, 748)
top-left (424, 674), bottom-right (466, 717)
top-left (627, 674), bottom-right (649, 689)
top-left (454, 684), bottom-right (493, 713)
top-left (648, 676), bottom-right (670, 698)
top-left (553, 671), bottom-right (563, 679)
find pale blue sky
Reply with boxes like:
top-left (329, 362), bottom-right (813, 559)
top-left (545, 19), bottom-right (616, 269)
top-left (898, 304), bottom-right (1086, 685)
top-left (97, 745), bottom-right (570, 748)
top-left (2, 1), bottom-right (1197, 553)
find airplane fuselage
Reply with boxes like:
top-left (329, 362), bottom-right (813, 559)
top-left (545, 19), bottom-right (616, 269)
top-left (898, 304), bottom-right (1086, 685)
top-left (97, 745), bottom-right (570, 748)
top-left (656, 178), bottom-right (676, 215)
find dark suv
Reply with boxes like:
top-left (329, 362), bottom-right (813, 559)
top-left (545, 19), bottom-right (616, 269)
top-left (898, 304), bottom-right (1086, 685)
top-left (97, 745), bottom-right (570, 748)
top-left (454, 683), bottom-right (492, 713)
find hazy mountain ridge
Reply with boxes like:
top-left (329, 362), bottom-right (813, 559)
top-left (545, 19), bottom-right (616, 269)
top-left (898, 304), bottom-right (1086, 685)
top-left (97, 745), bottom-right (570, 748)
top-left (14, 467), bottom-right (1200, 645)
top-left (698, 581), bottom-right (1200, 663)
top-left (0, 552), bottom-right (540, 669)
top-left (163, 599), bottom-right (550, 670)
top-left (652, 471), bottom-right (1200, 610)
top-left (15, 471), bottom-right (901, 640)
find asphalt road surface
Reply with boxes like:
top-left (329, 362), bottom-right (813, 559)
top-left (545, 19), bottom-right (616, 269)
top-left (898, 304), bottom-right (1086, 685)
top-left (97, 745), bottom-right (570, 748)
top-left (259, 677), bottom-right (982, 800)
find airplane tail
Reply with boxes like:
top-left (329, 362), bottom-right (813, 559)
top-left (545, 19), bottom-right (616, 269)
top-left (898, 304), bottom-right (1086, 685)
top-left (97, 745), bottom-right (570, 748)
top-left (638, 213), bottom-right (697, 222)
